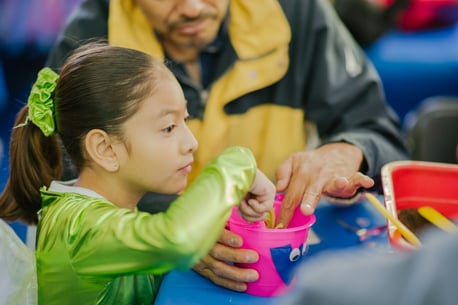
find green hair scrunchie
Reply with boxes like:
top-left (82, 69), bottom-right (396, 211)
top-left (27, 67), bottom-right (59, 136)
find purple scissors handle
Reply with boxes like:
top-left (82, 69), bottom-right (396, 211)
top-left (336, 219), bottom-right (387, 242)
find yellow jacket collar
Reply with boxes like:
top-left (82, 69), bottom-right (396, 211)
top-left (108, 0), bottom-right (291, 60)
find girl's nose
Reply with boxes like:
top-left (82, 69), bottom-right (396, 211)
top-left (184, 125), bottom-right (198, 153)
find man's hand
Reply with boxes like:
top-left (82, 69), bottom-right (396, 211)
top-left (192, 229), bottom-right (259, 292)
top-left (276, 143), bottom-right (375, 226)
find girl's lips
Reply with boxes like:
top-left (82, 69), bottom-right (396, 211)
top-left (179, 162), bottom-right (193, 174)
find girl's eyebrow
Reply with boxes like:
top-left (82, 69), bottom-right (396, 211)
top-left (154, 107), bottom-right (186, 120)
top-left (157, 108), bottom-right (178, 117)
top-left (155, 100), bottom-right (188, 119)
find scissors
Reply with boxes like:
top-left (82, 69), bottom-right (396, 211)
top-left (336, 219), bottom-right (387, 242)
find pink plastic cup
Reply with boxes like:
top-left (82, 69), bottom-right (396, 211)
top-left (227, 193), bottom-right (316, 297)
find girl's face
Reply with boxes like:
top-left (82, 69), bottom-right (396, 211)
top-left (114, 76), bottom-right (198, 195)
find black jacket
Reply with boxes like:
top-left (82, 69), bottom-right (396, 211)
top-left (46, 0), bottom-right (408, 186)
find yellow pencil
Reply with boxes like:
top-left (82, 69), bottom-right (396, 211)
top-left (365, 193), bottom-right (422, 248)
top-left (418, 206), bottom-right (458, 233)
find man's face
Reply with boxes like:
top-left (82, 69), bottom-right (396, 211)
top-left (136, 0), bottom-right (229, 52)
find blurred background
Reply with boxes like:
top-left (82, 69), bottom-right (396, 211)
top-left (0, 0), bottom-right (83, 190)
top-left (1, 0), bottom-right (458, 194)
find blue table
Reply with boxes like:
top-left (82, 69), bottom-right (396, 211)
top-left (155, 196), bottom-right (391, 305)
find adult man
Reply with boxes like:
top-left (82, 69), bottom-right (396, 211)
top-left (46, 0), bottom-right (407, 292)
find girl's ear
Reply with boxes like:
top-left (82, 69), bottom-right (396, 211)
top-left (84, 129), bottom-right (120, 172)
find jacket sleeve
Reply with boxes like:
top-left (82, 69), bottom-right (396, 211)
top-left (45, 0), bottom-right (110, 70)
top-left (62, 146), bottom-right (256, 276)
top-left (284, 0), bottom-right (409, 181)
top-left (280, 230), bottom-right (458, 305)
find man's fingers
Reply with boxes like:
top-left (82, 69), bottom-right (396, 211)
top-left (301, 189), bottom-right (321, 211)
top-left (350, 172), bottom-right (374, 188)
top-left (192, 260), bottom-right (251, 292)
top-left (218, 228), bottom-right (242, 247)
top-left (192, 245), bottom-right (260, 291)
top-left (324, 173), bottom-right (375, 198)
top-left (191, 229), bottom-right (261, 292)
top-left (196, 254), bottom-right (257, 279)
top-left (276, 189), bottom-right (302, 227)
top-left (275, 157), bottom-right (293, 192)
top-left (209, 274), bottom-right (249, 292)
top-left (193, 262), bottom-right (252, 292)
top-left (210, 237), bottom-right (259, 263)
top-left (276, 206), bottom-right (295, 228)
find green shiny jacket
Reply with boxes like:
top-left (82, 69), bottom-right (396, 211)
top-left (36, 147), bottom-right (256, 305)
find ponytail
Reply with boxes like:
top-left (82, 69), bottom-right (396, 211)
top-left (0, 68), bottom-right (63, 224)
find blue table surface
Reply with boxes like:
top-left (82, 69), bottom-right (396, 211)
top-left (155, 195), bottom-right (391, 305)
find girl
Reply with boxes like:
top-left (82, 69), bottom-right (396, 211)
top-left (0, 43), bottom-right (275, 305)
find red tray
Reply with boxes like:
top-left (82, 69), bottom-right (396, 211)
top-left (381, 160), bottom-right (458, 250)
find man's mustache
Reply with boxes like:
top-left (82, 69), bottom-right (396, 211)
top-left (169, 11), bottom-right (217, 29)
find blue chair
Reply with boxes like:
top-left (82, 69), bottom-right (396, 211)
top-left (366, 23), bottom-right (458, 122)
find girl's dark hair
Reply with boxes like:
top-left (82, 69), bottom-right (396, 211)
top-left (0, 42), bottom-right (170, 224)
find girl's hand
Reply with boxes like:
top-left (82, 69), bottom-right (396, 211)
top-left (238, 169), bottom-right (275, 223)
